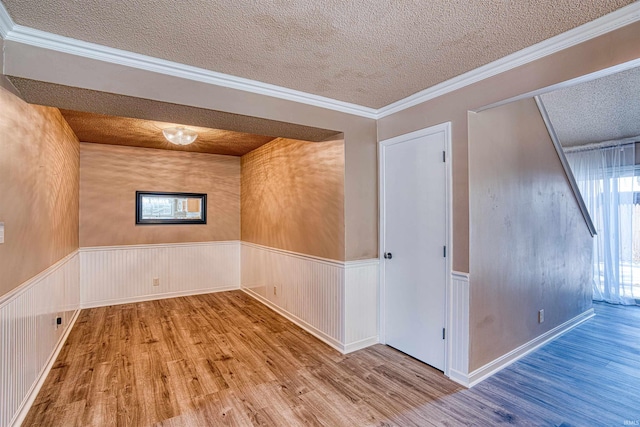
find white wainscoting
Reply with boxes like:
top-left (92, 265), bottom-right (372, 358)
top-left (0, 251), bottom-right (80, 427)
top-left (241, 242), bottom-right (379, 353)
top-left (344, 259), bottom-right (379, 352)
top-left (2, 242), bottom-right (376, 425)
top-left (240, 243), bottom-right (345, 349)
top-left (448, 271), bottom-right (470, 387)
top-left (80, 241), bottom-right (241, 308)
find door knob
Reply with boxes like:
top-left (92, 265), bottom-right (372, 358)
top-left (384, 252), bottom-right (393, 259)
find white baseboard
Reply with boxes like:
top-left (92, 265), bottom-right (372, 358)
top-left (81, 285), bottom-right (240, 309)
top-left (344, 336), bottom-right (379, 353)
top-left (447, 369), bottom-right (471, 388)
top-left (465, 308), bottom-right (596, 387)
top-left (241, 287), bottom-right (344, 352)
top-left (11, 309), bottom-right (80, 427)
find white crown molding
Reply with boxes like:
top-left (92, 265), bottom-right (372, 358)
top-left (376, 1), bottom-right (640, 119)
top-left (2, 2), bottom-right (640, 119)
top-left (3, 24), bottom-right (379, 119)
top-left (0, 1), bottom-right (14, 39)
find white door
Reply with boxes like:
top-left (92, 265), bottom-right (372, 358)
top-left (381, 124), bottom-right (449, 371)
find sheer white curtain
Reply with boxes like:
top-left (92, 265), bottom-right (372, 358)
top-left (566, 144), bottom-right (638, 305)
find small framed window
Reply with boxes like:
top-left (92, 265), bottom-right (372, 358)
top-left (136, 191), bottom-right (207, 225)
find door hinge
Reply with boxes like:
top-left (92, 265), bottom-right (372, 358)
top-left (442, 328), bottom-right (446, 340)
top-left (442, 151), bottom-right (446, 162)
top-left (443, 246), bottom-right (446, 257)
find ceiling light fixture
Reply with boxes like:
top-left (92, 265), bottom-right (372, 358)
top-left (162, 126), bottom-right (198, 145)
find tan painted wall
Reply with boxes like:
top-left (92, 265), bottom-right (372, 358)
top-left (468, 98), bottom-right (592, 371)
top-left (0, 88), bottom-right (79, 297)
top-left (378, 21), bottom-right (640, 273)
top-left (4, 42), bottom-right (379, 261)
top-left (241, 138), bottom-right (345, 261)
top-left (80, 143), bottom-right (240, 247)
top-left (7, 21), bottom-right (640, 265)
top-left (343, 127), bottom-right (378, 260)
top-left (377, 21), bottom-right (640, 373)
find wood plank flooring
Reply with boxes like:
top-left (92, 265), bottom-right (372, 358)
top-left (23, 292), bottom-right (640, 426)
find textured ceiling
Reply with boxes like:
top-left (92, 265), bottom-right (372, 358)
top-left (8, 77), bottom-right (340, 143)
top-left (60, 110), bottom-right (277, 156)
top-left (3, 0), bottom-right (634, 108)
top-left (540, 66), bottom-right (640, 147)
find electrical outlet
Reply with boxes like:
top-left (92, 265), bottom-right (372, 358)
top-left (273, 286), bottom-right (277, 296)
top-left (54, 315), bottom-right (62, 329)
top-left (0, 222), bottom-right (4, 244)
top-left (538, 309), bottom-right (544, 324)
top-left (153, 277), bottom-right (160, 286)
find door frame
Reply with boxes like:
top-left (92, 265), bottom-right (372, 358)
top-left (378, 122), bottom-right (453, 376)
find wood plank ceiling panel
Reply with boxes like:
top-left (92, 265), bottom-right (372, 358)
top-left (60, 109), bottom-right (278, 156)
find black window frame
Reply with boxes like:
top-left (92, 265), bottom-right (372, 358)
top-left (135, 191), bottom-right (207, 225)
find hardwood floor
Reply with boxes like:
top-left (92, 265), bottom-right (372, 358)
top-left (23, 292), bottom-right (640, 426)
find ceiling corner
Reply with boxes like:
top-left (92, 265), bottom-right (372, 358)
top-left (2, 1), bottom-right (640, 121)
top-left (0, 1), bottom-right (14, 39)
top-left (377, 1), bottom-right (640, 119)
